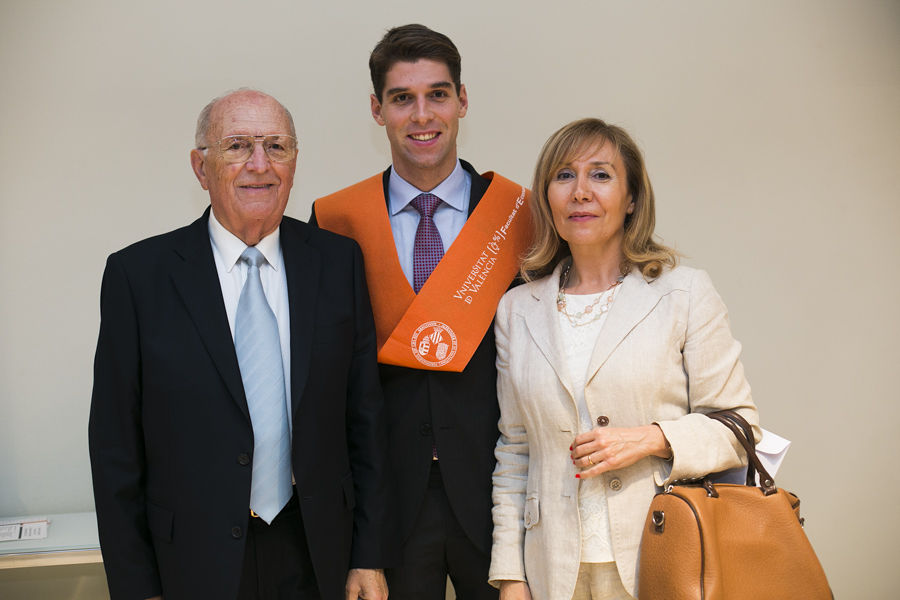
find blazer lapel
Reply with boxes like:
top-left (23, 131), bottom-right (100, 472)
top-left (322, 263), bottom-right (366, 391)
top-left (585, 268), bottom-right (663, 386)
top-left (461, 159), bottom-right (490, 215)
top-left (280, 219), bottom-right (320, 417)
top-left (170, 210), bottom-right (249, 421)
top-left (521, 262), bottom-right (575, 399)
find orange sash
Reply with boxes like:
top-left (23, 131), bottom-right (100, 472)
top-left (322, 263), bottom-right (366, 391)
top-left (314, 171), bottom-right (531, 371)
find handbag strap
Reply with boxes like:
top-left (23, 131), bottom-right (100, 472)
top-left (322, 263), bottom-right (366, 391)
top-left (707, 410), bottom-right (777, 495)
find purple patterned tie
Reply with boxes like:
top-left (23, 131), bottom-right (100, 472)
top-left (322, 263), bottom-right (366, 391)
top-left (411, 193), bottom-right (445, 293)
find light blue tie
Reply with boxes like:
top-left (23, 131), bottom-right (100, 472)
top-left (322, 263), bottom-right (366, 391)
top-left (234, 246), bottom-right (292, 524)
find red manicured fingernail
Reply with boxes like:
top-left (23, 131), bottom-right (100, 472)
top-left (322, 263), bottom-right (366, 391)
top-left (569, 445), bottom-right (572, 451)
top-left (575, 474), bottom-right (581, 479)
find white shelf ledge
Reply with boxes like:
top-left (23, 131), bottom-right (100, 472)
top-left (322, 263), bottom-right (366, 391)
top-left (0, 512), bottom-right (101, 570)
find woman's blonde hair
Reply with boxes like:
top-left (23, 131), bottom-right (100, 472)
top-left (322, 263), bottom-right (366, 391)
top-left (520, 118), bottom-right (677, 281)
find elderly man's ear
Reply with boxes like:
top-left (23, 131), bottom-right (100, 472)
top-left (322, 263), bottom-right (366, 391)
top-left (190, 149), bottom-right (210, 191)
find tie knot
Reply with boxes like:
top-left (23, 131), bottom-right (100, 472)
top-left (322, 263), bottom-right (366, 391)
top-left (240, 246), bottom-right (267, 269)
top-left (412, 193), bottom-right (442, 219)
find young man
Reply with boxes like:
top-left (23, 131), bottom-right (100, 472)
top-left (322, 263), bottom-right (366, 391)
top-left (311, 25), bottom-right (531, 600)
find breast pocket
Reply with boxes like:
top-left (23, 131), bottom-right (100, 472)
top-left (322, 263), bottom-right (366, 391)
top-left (313, 318), bottom-right (353, 348)
top-left (312, 319), bottom-right (354, 369)
top-left (524, 494), bottom-right (540, 530)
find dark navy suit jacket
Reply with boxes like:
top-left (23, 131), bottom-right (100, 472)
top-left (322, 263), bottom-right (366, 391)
top-left (89, 210), bottom-right (388, 599)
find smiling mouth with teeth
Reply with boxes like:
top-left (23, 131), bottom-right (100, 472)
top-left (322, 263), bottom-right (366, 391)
top-left (410, 132), bottom-right (438, 141)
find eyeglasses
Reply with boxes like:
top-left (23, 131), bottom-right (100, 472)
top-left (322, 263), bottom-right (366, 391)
top-left (199, 134), bottom-right (298, 164)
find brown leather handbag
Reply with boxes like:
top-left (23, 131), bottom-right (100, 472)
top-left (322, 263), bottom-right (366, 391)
top-left (638, 411), bottom-right (832, 599)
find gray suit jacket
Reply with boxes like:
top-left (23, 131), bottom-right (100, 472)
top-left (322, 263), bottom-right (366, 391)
top-left (488, 262), bottom-right (759, 599)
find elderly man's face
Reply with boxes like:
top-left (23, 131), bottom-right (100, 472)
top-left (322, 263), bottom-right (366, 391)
top-left (191, 91), bottom-right (296, 244)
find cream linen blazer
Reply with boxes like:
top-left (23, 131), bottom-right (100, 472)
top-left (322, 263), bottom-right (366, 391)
top-left (489, 261), bottom-right (759, 600)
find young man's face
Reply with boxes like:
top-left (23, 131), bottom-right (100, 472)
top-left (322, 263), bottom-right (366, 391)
top-left (371, 59), bottom-right (468, 190)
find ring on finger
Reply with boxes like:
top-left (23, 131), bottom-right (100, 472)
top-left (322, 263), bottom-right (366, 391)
top-left (587, 454), bottom-right (595, 465)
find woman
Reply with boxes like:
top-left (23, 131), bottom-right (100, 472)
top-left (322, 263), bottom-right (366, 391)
top-left (488, 119), bottom-right (759, 600)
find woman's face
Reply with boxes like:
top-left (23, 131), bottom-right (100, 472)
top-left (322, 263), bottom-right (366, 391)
top-left (548, 142), bottom-right (634, 254)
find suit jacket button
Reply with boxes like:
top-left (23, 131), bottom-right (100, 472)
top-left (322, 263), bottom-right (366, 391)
top-left (596, 415), bottom-right (610, 427)
top-left (609, 478), bottom-right (622, 491)
top-left (237, 453), bottom-right (251, 466)
top-left (419, 423), bottom-right (432, 436)
top-left (231, 526), bottom-right (242, 539)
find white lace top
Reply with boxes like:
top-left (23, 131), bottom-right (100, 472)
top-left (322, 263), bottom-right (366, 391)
top-left (557, 286), bottom-right (621, 563)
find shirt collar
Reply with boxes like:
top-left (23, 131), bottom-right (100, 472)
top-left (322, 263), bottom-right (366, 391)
top-left (208, 209), bottom-right (283, 273)
top-left (388, 159), bottom-right (468, 216)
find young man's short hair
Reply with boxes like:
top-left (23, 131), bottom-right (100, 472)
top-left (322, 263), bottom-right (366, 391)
top-left (369, 24), bottom-right (462, 101)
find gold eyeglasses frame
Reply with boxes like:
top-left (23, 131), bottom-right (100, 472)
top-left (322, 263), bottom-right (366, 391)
top-left (198, 134), bottom-right (299, 164)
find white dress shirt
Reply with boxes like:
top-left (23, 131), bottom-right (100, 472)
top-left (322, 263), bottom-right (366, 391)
top-left (208, 210), bottom-right (292, 433)
top-left (388, 160), bottom-right (471, 287)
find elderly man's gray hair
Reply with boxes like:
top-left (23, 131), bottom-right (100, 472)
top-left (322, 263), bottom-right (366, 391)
top-left (194, 88), bottom-right (297, 149)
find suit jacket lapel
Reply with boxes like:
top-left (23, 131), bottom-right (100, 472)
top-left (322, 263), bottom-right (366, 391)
top-left (280, 218), bottom-right (320, 417)
top-left (170, 209), bottom-right (249, 421)
top-left (521, 262), bottom-right (575, 399)
top-left (461, 159), bottom-right (490, 215)
top-left (585, 268), bottom-right (663, 386)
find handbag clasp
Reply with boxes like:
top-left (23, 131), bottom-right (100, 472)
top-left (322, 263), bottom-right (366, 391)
top-left (651, 510), bottom-right (665, 533)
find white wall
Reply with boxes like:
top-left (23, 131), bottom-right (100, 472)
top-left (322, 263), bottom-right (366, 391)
top-left (1, 1), bottom-right (897, 596)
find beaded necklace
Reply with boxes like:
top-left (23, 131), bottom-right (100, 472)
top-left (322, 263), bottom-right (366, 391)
top-left (556, 263), bottom-right (626, 327)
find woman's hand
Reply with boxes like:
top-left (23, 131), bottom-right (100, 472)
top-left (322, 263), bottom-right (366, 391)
top-left (499, 580), bottom-right (533, 600)
top-left (570, 424), bottom-right (671, 479)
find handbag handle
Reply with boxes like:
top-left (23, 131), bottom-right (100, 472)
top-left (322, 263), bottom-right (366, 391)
top-left (707, 410), bottom-right (777, 495)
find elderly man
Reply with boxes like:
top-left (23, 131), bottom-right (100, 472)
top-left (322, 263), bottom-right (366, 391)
top-left (89, 89), bottom-right (389, 600)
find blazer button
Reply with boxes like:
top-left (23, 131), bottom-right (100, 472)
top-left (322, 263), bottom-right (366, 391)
top-left (231, 526), bottom-right (242, 539)
top-left (237, 453), bottom-right (251, 466)
top-left (609, 478), bottom-right (622, 491)
top-left (596, 415), bottom-right (610, 427)
top-left (419, 423), bottom-right (432, 436)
